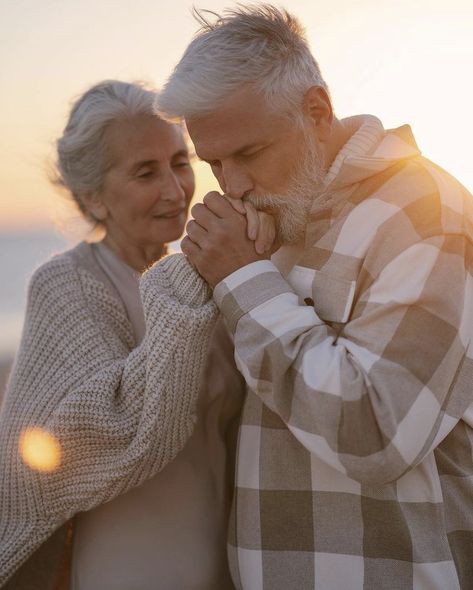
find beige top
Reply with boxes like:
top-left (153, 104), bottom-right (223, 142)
top-left (71, 242), bottom-right (241, 590)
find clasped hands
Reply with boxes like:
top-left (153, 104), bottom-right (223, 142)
top-left (181, 192), bottom-right (277, 288)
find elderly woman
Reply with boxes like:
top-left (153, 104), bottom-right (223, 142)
top-left (0, 80), bottom-right (273, 589)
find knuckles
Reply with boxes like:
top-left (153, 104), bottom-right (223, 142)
top-left (190, 202), bottom-right (206, 218)
top-left (180, 235), bottom-right (192, 253)
top-left (202, 191), bottom-right (222, 207)
top-left (185, 219), bottom-right (197, 234)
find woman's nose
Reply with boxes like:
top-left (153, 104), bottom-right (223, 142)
top-left (161, 170), bottom-right (186, 203)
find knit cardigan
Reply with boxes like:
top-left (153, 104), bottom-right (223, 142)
top-left (0, 247), bottom-right (217, 585)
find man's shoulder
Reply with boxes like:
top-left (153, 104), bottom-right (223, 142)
top-left (304, 157), bottom-right (471, 278)
top-left (351, 155), bottom-right (471, 239)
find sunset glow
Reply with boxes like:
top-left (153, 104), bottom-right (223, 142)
top-left (0, 0), bottom-right (471, 232)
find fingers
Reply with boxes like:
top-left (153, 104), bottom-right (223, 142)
top-left (222, 194), bottom-right (247, 215)
top-left (201, 192), bottom-right (243, 218)
top-left (182, 193), bottom-right (271, 286)
top-left (186, 219), bottom-right (207, 246)
top-left (195, 195), bottom-right (276, 254)
top-left (181, 235), bottom-right (200, 261)
top-left (254, 211), bottom-right (277, 255)
top-left (190, 202), bottom-right (219, 231)
top-left (243, 201), bottom-right (259, 241)
top-left (190, 192), bottom-right (247, 232)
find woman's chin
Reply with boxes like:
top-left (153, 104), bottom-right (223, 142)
top-left (147, 225), bottom-right (186, 246)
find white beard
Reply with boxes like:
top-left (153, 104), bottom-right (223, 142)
top-left (245, 139), bottom-right (326, 244)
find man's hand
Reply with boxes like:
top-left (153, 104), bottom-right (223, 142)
top-left (181, 192), bottom-right (276, 288)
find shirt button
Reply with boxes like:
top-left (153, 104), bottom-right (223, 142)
top-left (304, 297), bottom-right (314, 306)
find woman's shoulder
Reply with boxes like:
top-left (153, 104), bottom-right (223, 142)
top-left (31, 242), bottom-right (108, 287)
top-left (30, 244), bottom-right (81, 286)
top-left (28, 242), bottom-right (108, 303)
top-left (26, 242), bottom-right (134, 347)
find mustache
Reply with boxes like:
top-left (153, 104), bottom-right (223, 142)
top-left (243, 192), bottom-right (286, 211)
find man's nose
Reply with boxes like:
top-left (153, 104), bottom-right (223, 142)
top-left (221, 161), bottom-right (253, 200)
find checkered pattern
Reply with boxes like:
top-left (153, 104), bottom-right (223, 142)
top-left (214, 116), bottom-right (473, 589)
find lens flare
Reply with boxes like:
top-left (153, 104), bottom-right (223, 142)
top-left (19, 427), bottom-right (61, 472)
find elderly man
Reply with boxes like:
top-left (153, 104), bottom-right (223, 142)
top-left (158, 5), bottom-right (473, 589)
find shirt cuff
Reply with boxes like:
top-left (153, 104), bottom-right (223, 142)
top-left (213, 260), bottom-right (295, 333)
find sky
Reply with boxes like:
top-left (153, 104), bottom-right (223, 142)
top-left (0, 0), bottom-right (472, 234)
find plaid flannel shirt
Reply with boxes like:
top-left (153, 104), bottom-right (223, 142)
top-left (214, 116), bottom-right (473, 590)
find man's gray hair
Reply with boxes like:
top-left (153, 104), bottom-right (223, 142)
top-left (55, 80), bottom-right (158, 220)
top-left (157, 4), bottom-right (328, 121)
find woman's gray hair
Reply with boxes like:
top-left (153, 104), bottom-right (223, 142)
top-left (157, 4), bottom-right (328, 121)
top-left (55, 80), bottom-right (159, 219)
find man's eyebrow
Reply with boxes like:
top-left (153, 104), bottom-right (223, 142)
top-left (197, 143), bottom-right (262, 164)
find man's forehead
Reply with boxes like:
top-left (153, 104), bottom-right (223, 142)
top-left (188, 120), bottom-right (266, 161)
top-left (186, 90), bottom-right (286, 160)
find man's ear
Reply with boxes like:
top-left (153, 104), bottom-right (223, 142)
top-left (302, 86), bottom-right (333, 141)
top-left (80, 191), bottom-right (108, 221)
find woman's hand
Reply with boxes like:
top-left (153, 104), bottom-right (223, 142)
top-left (222, 195), bottom-right (277, 255)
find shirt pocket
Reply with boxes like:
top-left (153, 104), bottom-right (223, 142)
top-left (286, 265), bottom-right (356, 324)
top-left (312, 270), bottom-right (356, 324)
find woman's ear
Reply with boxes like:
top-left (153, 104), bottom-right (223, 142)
top-left (80, 191), bottom-right (108, 221)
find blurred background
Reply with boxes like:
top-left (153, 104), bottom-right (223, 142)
top-left (1, 0), bottom-right (472, 395)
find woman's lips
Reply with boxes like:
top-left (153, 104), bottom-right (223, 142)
top-left (154, 208), bottom-right (185, 219)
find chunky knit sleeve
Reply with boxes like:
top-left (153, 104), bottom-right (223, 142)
top-left (0, 252), bottom-right (217, 585)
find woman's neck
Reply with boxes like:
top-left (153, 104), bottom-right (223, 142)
top-left (102, 235), bottom-right (167, 273)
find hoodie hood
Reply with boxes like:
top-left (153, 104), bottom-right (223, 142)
top-left (323, 115), bottom-right (421, 192)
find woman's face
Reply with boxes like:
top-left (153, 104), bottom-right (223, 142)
top-left (95, 115), bottom-right (195, 249)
